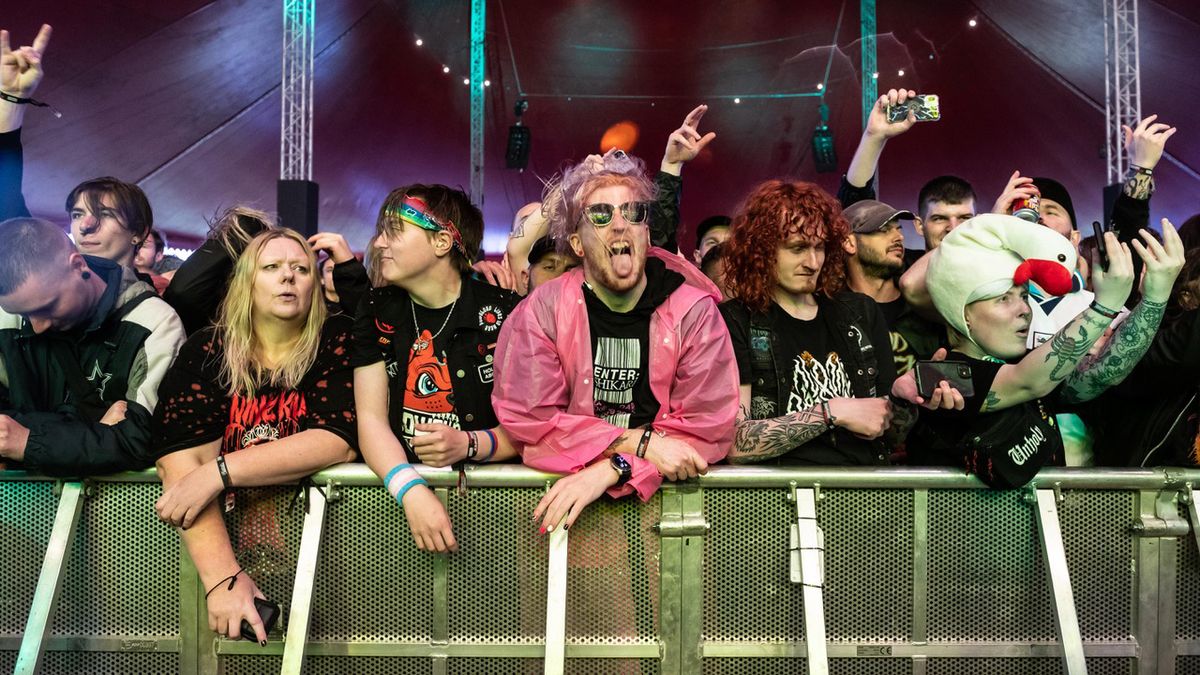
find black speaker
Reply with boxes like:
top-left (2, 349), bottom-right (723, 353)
top-left (506, 125), bottom-right (531, 170)
top-left (277, 180), bottom-right (320, 236)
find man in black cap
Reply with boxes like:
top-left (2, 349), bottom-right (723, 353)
top-left (524, 235), bottom-right (579, 294)
top-left (692, 215), bottom-right (730, 267)
top-left (843, 200), bottom-right (945, 375)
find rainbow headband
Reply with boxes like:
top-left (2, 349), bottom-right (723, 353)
top-left (394, 196), bottom-right (467, 256)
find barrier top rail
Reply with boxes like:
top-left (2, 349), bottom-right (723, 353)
top-left (2, 463), bottom-right (1197, 490)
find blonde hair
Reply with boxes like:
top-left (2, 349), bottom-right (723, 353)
top-left (207, 205), bottom-right (276, 259)
top-left (216, 228), bottom-right (327, 397)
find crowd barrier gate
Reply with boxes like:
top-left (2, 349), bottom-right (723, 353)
top-left (4, 464), bottom-right (1200, 674)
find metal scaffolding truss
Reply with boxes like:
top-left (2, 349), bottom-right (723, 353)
top-left (281, 0), bottom-right (315, 181)
top-left (469, 0), bottom-right (486, 206)
top-left (1104, 0), bottom-right (1141, 184)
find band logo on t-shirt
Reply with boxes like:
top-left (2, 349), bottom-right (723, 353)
top-left (786, 351), bottom-right (852, 413)
top-left (402, 329), bottom-right (460, 444)
top-left (225, 390), bottom-right (307, 451)
top-left (593, 336), bottom-right (642, 427)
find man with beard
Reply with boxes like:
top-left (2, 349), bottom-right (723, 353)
top-left (492, 150), bottom-right (738, 533)
top-left (843, 199), bottom-right (944, 375)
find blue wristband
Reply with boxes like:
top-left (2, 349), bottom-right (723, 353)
top-left (394, 477), bottom-right (429, 505)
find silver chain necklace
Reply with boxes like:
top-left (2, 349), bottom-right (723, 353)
top-left (411, 296), bottom-right (458, 352)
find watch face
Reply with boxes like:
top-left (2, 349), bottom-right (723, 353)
top-left (610, 454), bottom-right (633, 485)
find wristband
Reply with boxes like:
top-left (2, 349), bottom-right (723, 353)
top-left (215, 455), bottom-right (233, 490)
top-left (466, 431), bottom-right (478, 461)
top-left (384, 462), bottom-right (428, 504)
top-left (820, 401), bottom-right (837, 431)
top-left (480, 428), bottom-right (498, 462)
top-left (635, 427), bottom-right (653, 458)
top-left (0, 91), bottom-right (62, 118)
top-left (205, 569), bottom-right (243, 599)
top-left (1131, 164), bottom-right (1153, 176)
top-left (1089, 300), bottom-right (1121, 320)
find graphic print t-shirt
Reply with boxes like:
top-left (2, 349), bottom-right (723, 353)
top-left (400, 303), bottom-right (461, 450)
top-left (773, 306), bottom-right (852, 414)
top-left (584, 288), bottom-right (657, 430)
top-left (152, 315), bottom-right (358, 458)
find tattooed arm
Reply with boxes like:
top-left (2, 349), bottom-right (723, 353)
top-left (728, 386), bottom-right (895, 463)
top-left (1059, 298), bottom-right (1167, 403)
top-left (980, 304), bottom-right (1116, 413)
top-left (729, 385), bottom-right (828, 464)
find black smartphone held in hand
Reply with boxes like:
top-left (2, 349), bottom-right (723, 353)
top-left (914, 360), bottom-right (975, 400)
top-left (239, 597), bottom-right (281, 642)
top-left (1092, 221), bottom-right (1109, 272)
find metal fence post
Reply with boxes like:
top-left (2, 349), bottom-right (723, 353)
top-left (1034, 487), bottom-right (1088, 675)
top-left (792, 487), bottom-right (828, 675)
top-left (15, 481), bottom-right (87, 675)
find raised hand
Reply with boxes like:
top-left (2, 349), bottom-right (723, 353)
top-left (991, 170), bottom-right (1039, 216)
top-left (306, 232), bottom-right (354, 264)
top-left (1123, 114), bottom-right (1177, 172)
top-left (1133, 218), bottom-right (1186, 304)
top-left (1090, 231), bottom-right (1135, 311)
top-left (865, 88), bottom-right (917, 139)
top-left (662, 104), bottom-right (716, 172)
top-left (0, 24), bottom-right (51, 97)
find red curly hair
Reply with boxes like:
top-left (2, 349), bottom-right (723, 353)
top-left (724, 180), bottom-right (850, 313)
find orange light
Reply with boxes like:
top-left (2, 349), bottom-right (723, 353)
top-left (600, 121), bottom-right (640, 153)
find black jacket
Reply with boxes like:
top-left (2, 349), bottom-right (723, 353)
top-left (0, 257), bottom-right (186, 476)
top-left (720, 290), bottom-right (897, 465)
top-left (352, 274), bottom-right (521, 459)
top-left (1084, 309), bottom-right (1200, 467)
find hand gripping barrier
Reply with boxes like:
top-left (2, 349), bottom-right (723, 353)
top-left (4, 465), bottom-right (1200, 674)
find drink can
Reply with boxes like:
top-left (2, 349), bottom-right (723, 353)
top-left (1012, 194), bottom-right (1040, 223)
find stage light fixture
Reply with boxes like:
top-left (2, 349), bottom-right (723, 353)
top-left (443, 65), bottom-right (450, 73)
top-left (898, 69), bottom-right (905, 76)
top-left (969, 18), bottom-right (978, 27)
top-left (734, 97), bottom-right (741, 104)
top-left (506, 99), bottom-right (531, 170)
top-left (811, 103), bottom-right (837, 173)
top-left (415, 38), bottom-right (423, 46)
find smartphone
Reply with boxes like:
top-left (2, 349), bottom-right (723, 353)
top-left (914, 360), bottom-right (975, 400)
top-left (239, 597), bottom-right (281, 642)
top-left (887, 94), bottom-right (941, 123)
top-left (1091, 221), bottom-right (1109, 272)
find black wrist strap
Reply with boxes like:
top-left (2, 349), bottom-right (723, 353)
top-left (216, 455), bottom-right (233, 490)
top-left (0, 91), bottom-right (61, 118)
top-left (635, 427), bottom-right (653, 458)
top-left (205, 569), bottom-right (243, 599)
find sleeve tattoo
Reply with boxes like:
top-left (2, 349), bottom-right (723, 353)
top-left (729, 406), bottom-right (827, 464)
top-left (1061, 298), bottom-right (1167, 403)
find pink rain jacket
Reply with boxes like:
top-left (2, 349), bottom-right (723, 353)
top-left (493, 248), bottom-right (739, 501)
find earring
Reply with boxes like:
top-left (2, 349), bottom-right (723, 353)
top-left (82, 271), bottom-right (92, 280)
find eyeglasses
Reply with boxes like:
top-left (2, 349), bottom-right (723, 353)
top-left (581, 201), bottom-right (651, 227)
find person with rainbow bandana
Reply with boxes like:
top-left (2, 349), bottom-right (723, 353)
top-left (352, 185), bottom-right (521, 553)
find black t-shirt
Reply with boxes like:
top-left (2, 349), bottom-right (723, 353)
top-left (581, 258), bottom-right (682, 430)
top-left (350, 277), bottom-right (519, 460)
top-left (908, 351), bottom-right (1063, 489)
top-left (728, 301), bottom-right (885, 466)
top-left (153, 314), bottom-right (358, 458)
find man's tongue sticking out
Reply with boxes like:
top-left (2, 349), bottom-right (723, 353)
top-left (611, 244), bottom-right (634, 277)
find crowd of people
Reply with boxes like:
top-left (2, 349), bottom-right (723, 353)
top-left (2, 23), bottom-right (1198, 641)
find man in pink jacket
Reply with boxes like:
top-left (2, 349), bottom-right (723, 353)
top-left (493, 150), bottom-right (739, 534)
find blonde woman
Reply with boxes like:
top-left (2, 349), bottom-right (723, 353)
top-left (153, 228), bottom-right (357, 642)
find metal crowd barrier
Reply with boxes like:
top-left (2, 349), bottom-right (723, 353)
top-left (4, 464), bottom-right (1200, 674)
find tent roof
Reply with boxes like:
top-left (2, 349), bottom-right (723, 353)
top-left (8, 0), bottom-right (1198, 254)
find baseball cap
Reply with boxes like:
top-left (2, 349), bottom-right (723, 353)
top-left (843, 200), bottom-right (914, 234)
top-left (527, 235), bottom-right (560, 265)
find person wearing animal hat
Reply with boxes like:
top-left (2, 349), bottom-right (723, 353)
top-left (908, 213), bottom-right (1184, 488)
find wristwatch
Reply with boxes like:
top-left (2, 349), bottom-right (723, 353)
top-left (609, 454), bottom-right (633, 487)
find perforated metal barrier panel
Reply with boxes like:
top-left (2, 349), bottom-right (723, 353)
top-left (1, 466), bottom-right (1197, 674)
